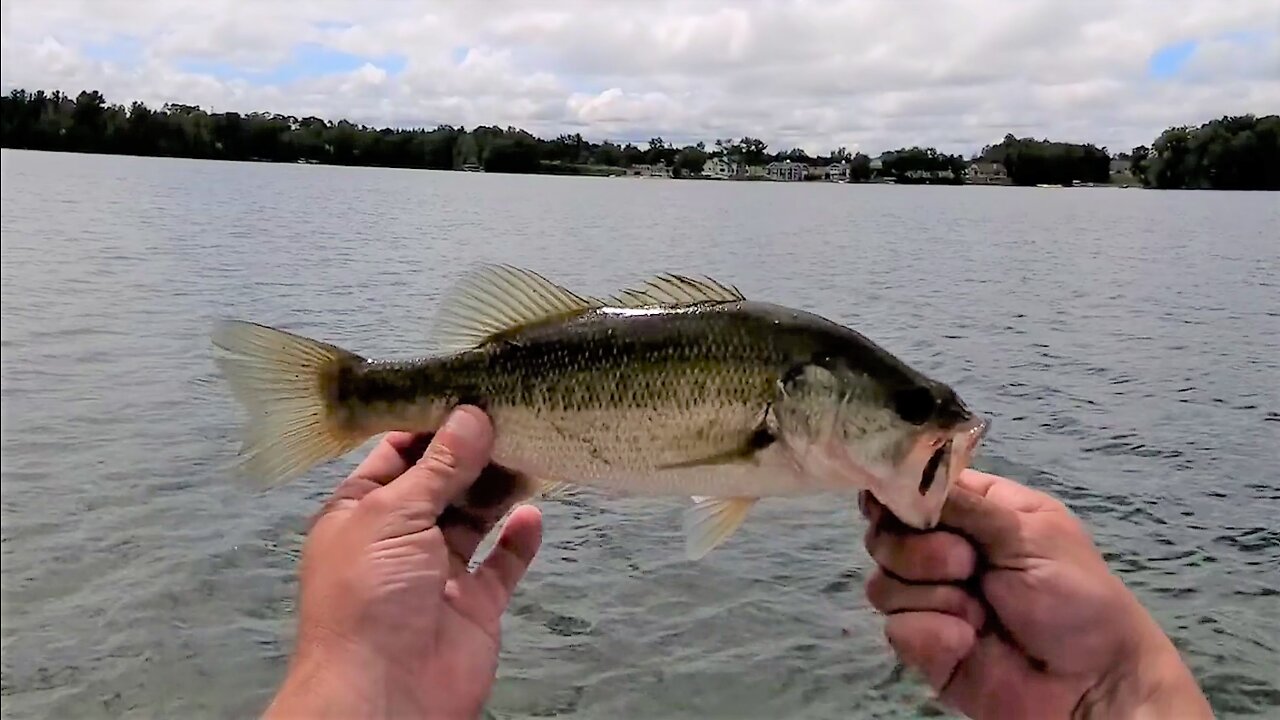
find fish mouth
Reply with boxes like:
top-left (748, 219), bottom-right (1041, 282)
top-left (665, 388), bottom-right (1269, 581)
top-left (919, 413), bottom-right (989, 498)
top-left (950, 414), bottom-right (989, 476)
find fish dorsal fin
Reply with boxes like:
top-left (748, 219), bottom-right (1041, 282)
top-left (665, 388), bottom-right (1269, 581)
top-left (432, 264), bottom-right (605, 352)
top-left (684, 496), bottom-right (758, 560)
top-left (609, 273), bottom-right (746, 309)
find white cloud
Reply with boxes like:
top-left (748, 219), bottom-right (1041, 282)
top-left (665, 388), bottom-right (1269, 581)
top-left (2, 0), bottom-right (1278, 156)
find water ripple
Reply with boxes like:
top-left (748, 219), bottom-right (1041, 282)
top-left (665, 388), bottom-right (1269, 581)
top-left (2, 150), bottom-right (1277, 719)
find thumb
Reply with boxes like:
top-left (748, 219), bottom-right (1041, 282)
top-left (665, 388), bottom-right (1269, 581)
top-left (939, 481), bottom-right (1025, 564)
top-left (367, 405), bottom-right (494, 524)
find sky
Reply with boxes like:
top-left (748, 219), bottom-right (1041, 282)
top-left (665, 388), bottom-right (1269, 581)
top-left (2, 0), bottom-right (1278, 157)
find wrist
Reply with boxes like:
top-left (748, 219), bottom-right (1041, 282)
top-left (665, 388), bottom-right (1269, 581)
top-left (264, 637), bottom-right (425, 720)
top-left (1078, 595), bottom-right (1213, 719)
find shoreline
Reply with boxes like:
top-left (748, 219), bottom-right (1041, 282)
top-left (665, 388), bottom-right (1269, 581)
top-left (0, 147), bottom-right (1146, 189)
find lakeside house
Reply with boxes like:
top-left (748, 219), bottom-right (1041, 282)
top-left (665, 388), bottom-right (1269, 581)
top-left (902, 168), bottom-right (957, 181)
top-left (765, 160), bottom-right (808, 181)
top-left (627, 162), bottom-right (671, 178)
top-left (826, 161), bottom-right (850, 182)
top-left (966, 161), bottom-right (1009, 185)
top-left (702, 156), bottom-right (741, 179)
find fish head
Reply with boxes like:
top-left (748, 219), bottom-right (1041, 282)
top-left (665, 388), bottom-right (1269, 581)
top-left (859, 390), bottom-right (990, 530)
top-left (773, 358), bottom-right (988, 530)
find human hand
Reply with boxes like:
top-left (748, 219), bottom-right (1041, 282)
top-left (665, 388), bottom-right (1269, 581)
top-left (860, 469), bottom-right (1212, 720)
top-left (264, 406), bottom-right (543, 720)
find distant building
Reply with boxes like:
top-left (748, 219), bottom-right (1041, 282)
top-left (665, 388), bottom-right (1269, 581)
top-left (628, 163), bottom-right (671, 178)
top-left (766, 160), bottom-right (808, 181)
top-left (966, 161), bottom-right (1009, 185)
top-left (703, 156), bottom-right (740, 179)
top-left (826, 161), bottom-right (850, 182)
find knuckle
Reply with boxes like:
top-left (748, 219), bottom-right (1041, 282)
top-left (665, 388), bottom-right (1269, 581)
top-left (864, 570), bottom-right (890, 609)
top-left (360, 487), bottom-right (398, 515)
top-left (901, 534), bottom-right (960, 581)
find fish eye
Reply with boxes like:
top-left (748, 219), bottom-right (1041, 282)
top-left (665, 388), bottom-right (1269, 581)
top-left (892, 386), bottom-right (936, 425)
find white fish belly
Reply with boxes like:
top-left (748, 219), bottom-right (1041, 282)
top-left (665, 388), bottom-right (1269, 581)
top-left (485, 403), bottom-right (854, 498)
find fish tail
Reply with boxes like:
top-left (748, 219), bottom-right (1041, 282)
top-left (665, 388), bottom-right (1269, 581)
top-left (211, 319), bottom-right (370, 488)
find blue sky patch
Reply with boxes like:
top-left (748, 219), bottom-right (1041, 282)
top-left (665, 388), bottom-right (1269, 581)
top-left (1216, 29), bottom-right (1270, 46)
top-left (1147, 39), bottom-right (1198, 78)
top-left (81, 35), bottom-right (143, 65)
top-left (177, 42), bottom-right (406, 84)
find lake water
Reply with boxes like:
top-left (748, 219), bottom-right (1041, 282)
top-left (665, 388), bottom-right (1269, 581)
top-left (1, 148), bottom-right (1277, 719)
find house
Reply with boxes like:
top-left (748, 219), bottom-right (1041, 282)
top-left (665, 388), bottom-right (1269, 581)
top-left (627, 163), bottom-right (671, 178)
top-left (765, 160), bottom-right (808, 181)
top-left (826, 161), bottom-right (850, 182)
top-left (702, 156), bottom-right (740, 179)
top-left (966, 161), bottom-right (1009, 185)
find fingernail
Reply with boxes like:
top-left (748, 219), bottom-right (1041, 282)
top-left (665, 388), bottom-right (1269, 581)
top-left (444, 405), bottom-right (487, 442)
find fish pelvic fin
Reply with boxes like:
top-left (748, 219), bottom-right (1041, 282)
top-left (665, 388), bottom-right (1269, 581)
top-left (211, 319), bottom-right (369, 489)
top-left (608, 272), bottom-right (746, 308)
top-left (684, 496), bottom-right (758, 560)
top-left (431, 264), bottom-right (606, 352)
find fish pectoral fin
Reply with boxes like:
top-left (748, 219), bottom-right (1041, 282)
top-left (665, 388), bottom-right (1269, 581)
top-left (655, 417), bottom-right (778, 471)
top-left (656, 446), bottom-right (754, 470)
top-left (607, 272), bottom-right (746, 308)
top-left (430, 264), bottom-right (606, 352)
top-left (684, 496), bottom-right (758, 560)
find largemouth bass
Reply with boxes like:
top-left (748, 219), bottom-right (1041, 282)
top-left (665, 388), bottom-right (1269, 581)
top-left (212, 264), bottom-right (988, 559)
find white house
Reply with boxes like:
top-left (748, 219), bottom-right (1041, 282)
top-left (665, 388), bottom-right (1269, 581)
top-left (703, 156), bottom-right (740, 179)
top-left (765, 160), bottom-right (808, 181)
top-left (965, 161), bottom-right (1008, 184)
top-left (627, 163), bottom-right (671, 178)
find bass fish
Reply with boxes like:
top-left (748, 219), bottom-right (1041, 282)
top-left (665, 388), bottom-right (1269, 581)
top-left (212, 264), bottom-right (988, 559)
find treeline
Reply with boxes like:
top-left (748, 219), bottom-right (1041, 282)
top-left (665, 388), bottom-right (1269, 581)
top-left (0, 87), bottom-right (1017, 184)
top-left (0, 88), bottom-right (832, 177)
top-left (1128, 115), bottom-right (1279, 191)
top-left (978, 134), bottom-right (1111, 186)
top-left (1, 88), bottom-right (1275, 189)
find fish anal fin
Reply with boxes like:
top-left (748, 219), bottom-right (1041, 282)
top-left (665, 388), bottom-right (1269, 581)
top-left (536, 479), bottom-right (577, 500)
top-left (609, 272), bottom-right (746, 308)
top-left (431, 264), bottom-right (605, 352)
top-left (684, 496), bottom-right (758, 560)
top-left (465, 476), bottom-right (577, 567)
